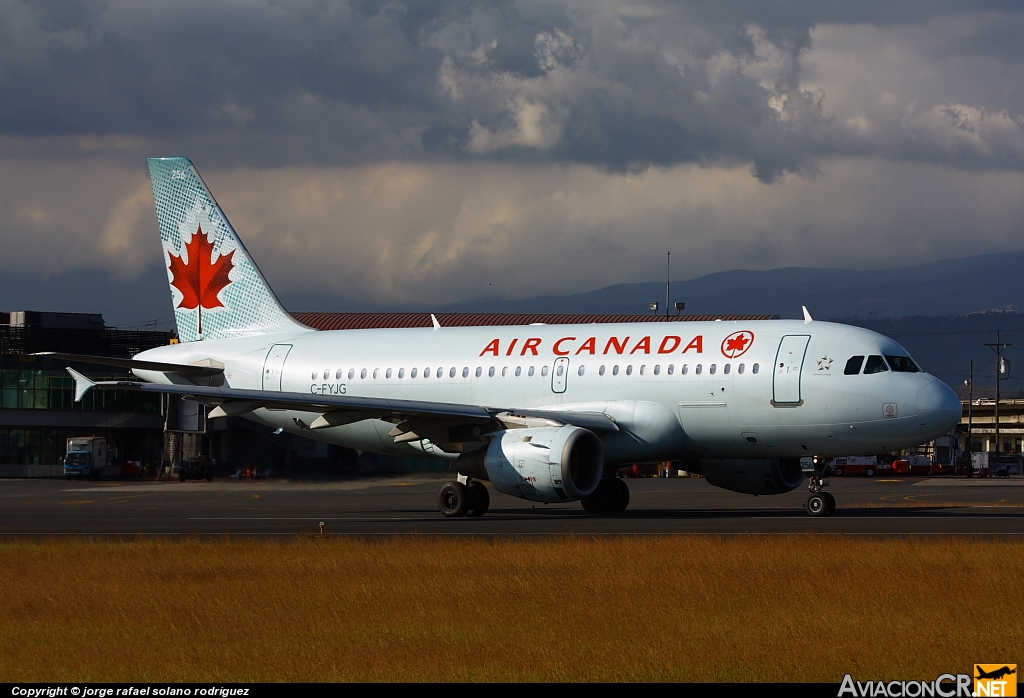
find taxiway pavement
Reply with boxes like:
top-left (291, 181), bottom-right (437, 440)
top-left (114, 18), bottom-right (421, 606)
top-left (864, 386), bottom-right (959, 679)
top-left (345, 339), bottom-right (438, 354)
top-left (2, 475), bottom-right (1024, 536)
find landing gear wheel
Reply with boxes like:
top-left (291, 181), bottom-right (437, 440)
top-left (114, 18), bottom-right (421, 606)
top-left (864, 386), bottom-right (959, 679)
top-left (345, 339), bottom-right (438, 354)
top-left (807, 491), bottom-right (836, 517)
top-left (438, 482), bottom-right (471, 517)
top-left (823, 491), bottom-right (836, 515)
top-left (608, 478), bottom-right (630, 514)
top-left (581, 480), bottom-right (610, 514)
top-left (581, 478), bottom-right (630, 516)
top-left (467, 481), bottom-right (490, 517)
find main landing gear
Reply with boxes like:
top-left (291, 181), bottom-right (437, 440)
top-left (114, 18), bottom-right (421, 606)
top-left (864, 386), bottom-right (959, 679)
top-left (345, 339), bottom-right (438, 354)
top-left (805, 454), bottom-right (836, 517)
top-left (437, 477), bottom-right (490, 518)
top-left (581, 477), bottom-right (630, 516)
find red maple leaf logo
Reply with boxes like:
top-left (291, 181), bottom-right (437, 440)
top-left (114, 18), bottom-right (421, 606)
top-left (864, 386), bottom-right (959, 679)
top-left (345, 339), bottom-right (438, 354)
top-left (168, 226), bottom-right (234, 334)
top-left (721, 330), bottom-right (754, 358)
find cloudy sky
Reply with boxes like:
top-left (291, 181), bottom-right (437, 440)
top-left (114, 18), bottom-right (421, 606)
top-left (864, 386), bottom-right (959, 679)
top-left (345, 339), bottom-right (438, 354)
top-left (2, 0), bottom-right (1023, 325)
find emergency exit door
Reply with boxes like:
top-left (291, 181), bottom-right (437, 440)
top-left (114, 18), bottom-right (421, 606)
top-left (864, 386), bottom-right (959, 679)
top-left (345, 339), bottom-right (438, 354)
top-left (551, 357), bottom-right (569, 393)
top-left (262, 344), bottom-right (292, 390)
top-left (773, 335), bottom-right (810, 405)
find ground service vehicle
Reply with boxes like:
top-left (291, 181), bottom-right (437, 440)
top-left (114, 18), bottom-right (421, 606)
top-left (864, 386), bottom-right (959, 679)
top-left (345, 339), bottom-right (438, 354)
top-left (829, 456), bottom-right (878, 477)
top-left (178, 455), bottom-right (215, 482)
top-left (63, 437), bottom-right (106, 480)
top-left (45, 157), bottom-right (963, 518)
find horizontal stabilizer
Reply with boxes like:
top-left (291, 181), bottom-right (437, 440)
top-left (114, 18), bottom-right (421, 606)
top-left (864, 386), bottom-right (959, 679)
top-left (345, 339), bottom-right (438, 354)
top-left (65, 368), bottom-right (96, 402)
top-left (35, 352), bottom-right (223, 377)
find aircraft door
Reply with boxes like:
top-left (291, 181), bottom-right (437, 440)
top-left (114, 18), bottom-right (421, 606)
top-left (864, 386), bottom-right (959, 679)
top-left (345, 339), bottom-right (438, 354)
top-left (773, 335), bottom-right (810, 405)
top-left (262, 344), bottom-right (292, 390)
top-left (551, 357), bottom-right (569, 393)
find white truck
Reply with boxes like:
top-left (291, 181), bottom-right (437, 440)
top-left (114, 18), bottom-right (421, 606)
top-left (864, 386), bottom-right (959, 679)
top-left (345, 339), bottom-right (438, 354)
top-left (63, 437), bottom-right (107, 480)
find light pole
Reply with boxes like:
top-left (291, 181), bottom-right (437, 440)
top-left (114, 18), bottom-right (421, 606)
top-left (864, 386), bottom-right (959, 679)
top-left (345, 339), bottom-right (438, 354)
top-left (985, 331), bottom-right (1012, 454)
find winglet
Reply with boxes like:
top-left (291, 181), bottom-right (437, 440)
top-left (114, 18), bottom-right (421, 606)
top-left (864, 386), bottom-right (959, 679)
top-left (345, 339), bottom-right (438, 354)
top-left (66, 367), bottom-right (96, 402)
top-left (431, 314), bottom-right (441, 331)
top-left (802, 306), bottom-right (813, 324)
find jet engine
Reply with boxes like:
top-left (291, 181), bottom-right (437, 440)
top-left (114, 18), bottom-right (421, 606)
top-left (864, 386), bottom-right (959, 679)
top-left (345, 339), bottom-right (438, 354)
top-left (696, 458), bottom-right (804, 495)
top-left (456, 426), bottom-right (604, 503)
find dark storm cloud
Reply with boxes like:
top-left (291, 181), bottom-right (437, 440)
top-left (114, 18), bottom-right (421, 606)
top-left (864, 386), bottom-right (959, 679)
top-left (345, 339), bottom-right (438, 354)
top-left (1, 0), bottom-right (1023, 177)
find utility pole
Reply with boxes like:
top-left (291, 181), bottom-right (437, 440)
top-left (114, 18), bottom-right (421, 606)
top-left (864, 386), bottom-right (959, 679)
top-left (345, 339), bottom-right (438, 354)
top-left (985, 331), bottom-right (1012, 454)
top-left (967, 360), bottom-right (973, 476)
top-left (666, 251), bottom-right (670, 319)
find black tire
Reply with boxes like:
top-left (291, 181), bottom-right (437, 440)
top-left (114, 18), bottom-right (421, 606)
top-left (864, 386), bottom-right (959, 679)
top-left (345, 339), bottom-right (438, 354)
top-left (581, 479), bottom-right (611, 514)
top-left (820, 492), bottom-right (836, 516)
top-left (466, 481), bottom-right (490, 517)
top-left (833, 467), bottom-right (843, 477)
top-left (866, 468), bottom-right (874, 477)
top-left (438, 482), bottom-right (471, 517)
top-left (806, 493), bottom-right (830, 517)
top-left (608, 478), bottom-right (630, 514)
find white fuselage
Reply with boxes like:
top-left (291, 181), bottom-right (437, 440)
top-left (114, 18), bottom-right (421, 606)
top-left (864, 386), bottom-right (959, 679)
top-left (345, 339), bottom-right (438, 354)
top-left (133, 319), bottom-right (962, 464)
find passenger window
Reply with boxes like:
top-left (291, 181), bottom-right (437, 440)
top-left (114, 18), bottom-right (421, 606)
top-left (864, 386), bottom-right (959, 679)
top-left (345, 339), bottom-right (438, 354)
top-left (738, 363), bottom-right (745, 374)
top-left (373, 368), bottom-right (379, 379)
top-left (323, 369), bottom-right (330, 380)
top-left (752, 363), bottom-right (759, 374)
top-left (885, 355), bottom-right (920, 373)
top-left (654, 365), bottom-right (660, 375)
top-left (475, 367), bottom-right (482, 378)
top-left (399, 368), bottom-right (405, 378)
top-left (336, 369), bottom-right (343, 380)
top-left (863, 355), bottom-right (888, 374)
top-left (360, 368), bottom-right (367, 379)
top-left (515, 366), bottom-right (521, 377)
top-left (845, 356), bottom-right (865, 375)
top-left (640, 365), bottom-right (646, 375)
top-left (578, 365), bottom-right (585, 376)
top-left (311, 371), bottom-right (317, 380)
top-left (462, 367), bottom-right (469, 378)
top-left (724, 364), bottom-right (731, 375)
top-left (599, 365), bottom-right (606, 376)
top-left (386, 368), bottom-right (392, 379)
top-left (626, 365), bottom-right (632, 376)
top-left (709, 364), bottom-right (716, 375)
top-left (541, 366), bottom-right (549, 377)
top-left (411, 368), bottom-right (418, 378)
top-left (348, 369), bottom-right (355, 380)
top-left (437, 367), bottom-right (444, 378)
top-left (529, 366), bottom-right (535, 376)
top-left (502, 367), bottom-right (508, 377)
top-left (488, 367), bottom-right (495, 377)
top-left (424, 367), bottom-right (431, 378)
top-left (680, 365), bottom-right (687, 375)
top-left (449, 367), bottom-right (456, 378)
top-left (557, 365), bottom-right (564, 376)
top-left (668, 364), bottom-right (675, 375)
top-left (695, 364), bottom-right (703, 375)
top-left (612, 365), bottom-right (619, 376)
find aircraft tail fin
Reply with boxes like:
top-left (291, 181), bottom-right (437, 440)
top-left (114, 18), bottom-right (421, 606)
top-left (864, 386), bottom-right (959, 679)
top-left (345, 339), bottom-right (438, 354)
top-left (147, 157), bottom-right (309, 342)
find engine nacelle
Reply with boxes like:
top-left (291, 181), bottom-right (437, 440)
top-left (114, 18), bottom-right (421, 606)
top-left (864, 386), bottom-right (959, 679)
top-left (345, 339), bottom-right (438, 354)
top-left (457, 426), bottom-right (604, 503)
top-left (697, 458), bottom-right (804, 495)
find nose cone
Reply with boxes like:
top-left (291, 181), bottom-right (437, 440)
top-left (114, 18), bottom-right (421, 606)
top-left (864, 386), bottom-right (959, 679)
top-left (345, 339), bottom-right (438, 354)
top-left (916, 379), bottom-right (962, 438)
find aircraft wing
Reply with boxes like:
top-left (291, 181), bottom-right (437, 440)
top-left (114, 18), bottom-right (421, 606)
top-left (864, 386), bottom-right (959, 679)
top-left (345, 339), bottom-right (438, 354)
top-left (65, 369), bottom-right (619, 439)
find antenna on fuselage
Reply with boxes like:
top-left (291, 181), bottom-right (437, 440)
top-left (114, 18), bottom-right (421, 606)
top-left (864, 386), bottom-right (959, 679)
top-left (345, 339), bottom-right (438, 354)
top-left (431, 314), bottom-right (441, 331)
top-left (802, 306), bottom-right (813, 324)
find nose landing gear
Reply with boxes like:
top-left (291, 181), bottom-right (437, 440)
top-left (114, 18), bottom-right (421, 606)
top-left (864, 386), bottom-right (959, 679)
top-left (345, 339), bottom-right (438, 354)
top-left (805, 454), bottom-right (836, 517)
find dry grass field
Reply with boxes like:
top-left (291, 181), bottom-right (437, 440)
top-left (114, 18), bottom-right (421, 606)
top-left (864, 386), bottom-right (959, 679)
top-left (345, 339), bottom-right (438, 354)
top-left (0, 535), bottom-right (1020, 682)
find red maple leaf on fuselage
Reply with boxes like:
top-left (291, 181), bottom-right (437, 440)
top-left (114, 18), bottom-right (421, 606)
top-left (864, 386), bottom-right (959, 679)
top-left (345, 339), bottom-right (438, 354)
top-left (725, 335), bottom-right (750, 353)
top-left (168, 226), bottom-right (234, 333)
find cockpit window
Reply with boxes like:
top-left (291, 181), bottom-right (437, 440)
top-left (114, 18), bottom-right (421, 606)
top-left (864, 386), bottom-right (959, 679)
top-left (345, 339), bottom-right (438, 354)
top-left (844, 356), bottom-right (865, 375)
top-left (885, 355), bottom-right (920, 373)
top-left (863, 355), bottom-right (888, 374)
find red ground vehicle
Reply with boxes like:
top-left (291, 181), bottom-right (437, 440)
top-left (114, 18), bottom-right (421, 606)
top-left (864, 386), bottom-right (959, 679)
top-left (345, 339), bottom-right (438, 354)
top-left (829, 456), bottom-right (878, 477)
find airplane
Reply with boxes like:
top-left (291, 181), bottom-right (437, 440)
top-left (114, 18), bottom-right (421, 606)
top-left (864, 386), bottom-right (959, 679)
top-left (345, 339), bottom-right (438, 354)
top-left (44, 156), bottom-right (963, 518)
top-left (976, 667), bottom-right (1016, 681)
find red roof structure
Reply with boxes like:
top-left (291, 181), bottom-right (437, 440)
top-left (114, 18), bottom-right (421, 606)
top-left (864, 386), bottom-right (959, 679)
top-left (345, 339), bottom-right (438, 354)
top-left (291, 312), bottom-right (779, 331)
